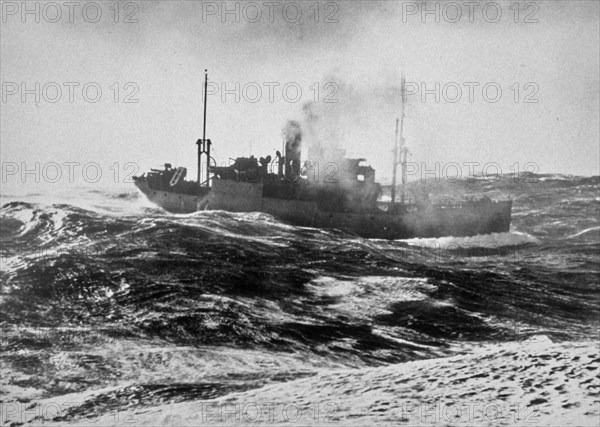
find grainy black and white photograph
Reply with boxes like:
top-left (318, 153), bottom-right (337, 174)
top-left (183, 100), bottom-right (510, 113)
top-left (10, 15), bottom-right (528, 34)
top-left (1, 1), bottom-right (599, 425)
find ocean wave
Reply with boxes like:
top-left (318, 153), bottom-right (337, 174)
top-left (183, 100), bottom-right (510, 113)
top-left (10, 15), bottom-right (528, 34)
top-left (401, 231), bottom-right (539, 249)
top-left (566, 226), bottom-right (600, 239)
top-left (2, 177), bottom-right (599, 422)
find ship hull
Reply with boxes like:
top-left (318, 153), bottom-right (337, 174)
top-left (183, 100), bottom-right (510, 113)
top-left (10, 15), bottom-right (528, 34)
top-left (135, 179), bottom-right (512, 239)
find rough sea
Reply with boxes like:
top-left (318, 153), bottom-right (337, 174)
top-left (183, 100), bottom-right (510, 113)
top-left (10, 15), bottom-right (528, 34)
top-left (1, 173), bottom-right (599, 426)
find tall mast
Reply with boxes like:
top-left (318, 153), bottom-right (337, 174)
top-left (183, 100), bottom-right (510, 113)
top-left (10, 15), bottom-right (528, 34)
top-left (392, 75), bottom-right (407, 203)
top-left (203, 70), bottom-right (208, 144)
top-left (391, 118), bottom-right (399, 203)
top-left (203, 70), bottom-right (210, 187)
top-left (197, 70), bottom-right (211, 187)
top-left (399, 75), bottom-right (407, 203)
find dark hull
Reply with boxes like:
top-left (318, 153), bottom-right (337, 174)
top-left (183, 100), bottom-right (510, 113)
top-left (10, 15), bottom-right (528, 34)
top-left (135, 178), bottom-right (512, 239)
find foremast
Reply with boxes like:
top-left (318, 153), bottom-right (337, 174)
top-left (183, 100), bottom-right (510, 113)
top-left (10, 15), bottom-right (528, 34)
top-left (197, 69), bottom-right (211, 187)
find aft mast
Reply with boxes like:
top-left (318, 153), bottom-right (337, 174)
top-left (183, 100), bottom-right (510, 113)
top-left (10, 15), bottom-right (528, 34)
top-left (399, 75), bottom-right (408, 204)
top-left (392, 75), bottom-right (407, 203)
top-left (391, 118), bottom-right (399, 203)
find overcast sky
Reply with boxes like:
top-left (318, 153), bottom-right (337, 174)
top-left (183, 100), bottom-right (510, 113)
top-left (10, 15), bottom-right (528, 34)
top-left (1, 1), bottom-right (598, 193)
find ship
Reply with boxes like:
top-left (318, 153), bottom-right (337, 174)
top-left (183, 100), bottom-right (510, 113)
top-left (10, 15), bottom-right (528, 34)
top-left (133, 72), bottom-right (512, 240)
